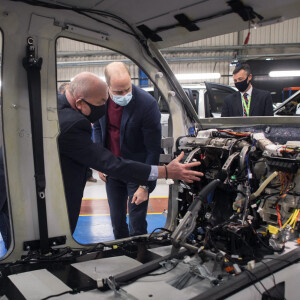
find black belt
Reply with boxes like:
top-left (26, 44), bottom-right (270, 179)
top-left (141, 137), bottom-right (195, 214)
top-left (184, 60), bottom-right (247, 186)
top-left (23, 37), bottom-right (49, 253)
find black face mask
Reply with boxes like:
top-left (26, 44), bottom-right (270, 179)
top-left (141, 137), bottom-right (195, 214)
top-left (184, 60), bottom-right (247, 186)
top-left (235, 76), bottom-right (250, 92)
top-left (79, 99), bottom-right (105, 123)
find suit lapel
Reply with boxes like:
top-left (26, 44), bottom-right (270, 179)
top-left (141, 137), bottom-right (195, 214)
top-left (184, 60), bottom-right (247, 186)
top-left (249, 88), bottom-right (257, 116)
top-left (120, 96), bottom-right (135, 148)
top-left (100, 102), bottom-right (108, 144)
top-left (234, 92), bottom-right (243, 116)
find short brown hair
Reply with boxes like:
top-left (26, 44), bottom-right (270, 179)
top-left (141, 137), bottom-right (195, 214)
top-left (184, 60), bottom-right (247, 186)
top-left (233, 63), bottom-right (251, 76)
top-left (104, 62), bottom-right (131, 86)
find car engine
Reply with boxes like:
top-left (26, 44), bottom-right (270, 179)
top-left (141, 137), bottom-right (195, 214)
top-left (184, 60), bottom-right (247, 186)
top-left (175, 128), bottom-right (300, 264)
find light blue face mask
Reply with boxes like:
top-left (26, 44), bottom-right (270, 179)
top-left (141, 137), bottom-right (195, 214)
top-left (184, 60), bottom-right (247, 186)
top-left (111, 92), bottom-right (133, 106)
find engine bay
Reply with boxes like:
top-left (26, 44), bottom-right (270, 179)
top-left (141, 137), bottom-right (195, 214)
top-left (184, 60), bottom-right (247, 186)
top-left (175, 127), bottom-right (300, 261)
top-left (97, 126), bottom-right (300, 298)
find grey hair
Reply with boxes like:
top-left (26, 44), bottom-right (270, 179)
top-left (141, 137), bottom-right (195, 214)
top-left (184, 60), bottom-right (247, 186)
top-left (68, 72), bottom-right (99, 99)
top-left (58, 82), bottom-right (69, 94)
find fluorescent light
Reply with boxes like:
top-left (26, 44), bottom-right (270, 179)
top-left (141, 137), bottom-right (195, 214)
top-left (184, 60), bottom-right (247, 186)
top-left (175, 73), bottom-right (221, 80)
top-left (269, 70), bottom-right (300, 77)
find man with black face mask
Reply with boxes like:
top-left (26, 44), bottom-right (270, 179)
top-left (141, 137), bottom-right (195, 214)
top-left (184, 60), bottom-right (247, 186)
top-left (221, 64), bottom-right (273, 117)
top-left (58, 72), bottom-right (203, 233)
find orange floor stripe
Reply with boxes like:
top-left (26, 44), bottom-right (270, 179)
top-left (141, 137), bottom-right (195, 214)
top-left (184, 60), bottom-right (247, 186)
top-left (80, 197), bottom-right (168, 215)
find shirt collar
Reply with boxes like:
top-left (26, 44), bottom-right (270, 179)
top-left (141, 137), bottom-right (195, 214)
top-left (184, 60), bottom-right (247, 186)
top-left (240, 85), bottom-right (253, 98)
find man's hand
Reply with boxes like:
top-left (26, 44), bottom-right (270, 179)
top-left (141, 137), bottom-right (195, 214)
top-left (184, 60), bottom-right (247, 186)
top-left (163, 151), bottom-right (203, 183)
top-left (98, 171), bottom-right (107, 182)
top-left (131, 187), bottom-right (148, 205)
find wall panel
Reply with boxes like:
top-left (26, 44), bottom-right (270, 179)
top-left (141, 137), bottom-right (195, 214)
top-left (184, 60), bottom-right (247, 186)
top-left (56, 17), bottom-right (300, 88)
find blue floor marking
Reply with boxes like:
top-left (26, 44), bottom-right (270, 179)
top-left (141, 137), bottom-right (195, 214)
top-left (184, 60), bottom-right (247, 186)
top-left (73, 215), bottom-right (114, 244)
top-left (73, 214), bottom-right (166, 244)
top-left (0, 232), bottom-right (6, 257)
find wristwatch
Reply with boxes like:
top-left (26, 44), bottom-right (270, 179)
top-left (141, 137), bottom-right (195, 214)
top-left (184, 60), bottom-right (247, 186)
top-left (139, 185), bottom-right (149, 191)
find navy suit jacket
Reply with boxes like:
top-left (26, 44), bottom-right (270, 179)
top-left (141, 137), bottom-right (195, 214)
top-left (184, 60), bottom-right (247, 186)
top-left (93, 85), bottom-right (161, 193)
top-left (58, 94), bottom-right (151, 232)
top-left (221, 87), bottom-right (274, 117)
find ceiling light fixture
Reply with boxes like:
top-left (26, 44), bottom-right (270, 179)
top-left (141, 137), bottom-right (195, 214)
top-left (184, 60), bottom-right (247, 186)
top-left (175, 73), bottom-right (221, 80)
top-left (269, 70), bottom-right (300, 77)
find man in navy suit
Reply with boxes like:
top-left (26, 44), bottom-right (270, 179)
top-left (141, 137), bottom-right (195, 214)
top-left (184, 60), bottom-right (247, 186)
top-left (58, 72), bottom-right (203, 233)
top-left (93, 62), bottom-right (162, 239)
top-left (221, 64), bottom-right (274, 117)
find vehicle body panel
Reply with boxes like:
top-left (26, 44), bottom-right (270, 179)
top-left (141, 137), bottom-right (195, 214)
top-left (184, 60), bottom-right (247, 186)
top-left (0, 0), bottom-right (300, 299)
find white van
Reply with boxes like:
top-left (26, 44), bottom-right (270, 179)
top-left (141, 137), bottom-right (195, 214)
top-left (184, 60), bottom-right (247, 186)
top-left (143, 82), bottom-right (236, 134)
top-left (182, 83), bottom-right (236, 118)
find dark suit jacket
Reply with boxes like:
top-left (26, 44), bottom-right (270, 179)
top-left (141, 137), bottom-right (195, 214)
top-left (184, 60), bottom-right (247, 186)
top-left (221, 87), bottom-right (274, 117)
top-left (93, 85), bottom-right (162, 193)
top-left (58, 94), bottom-right (151, 232)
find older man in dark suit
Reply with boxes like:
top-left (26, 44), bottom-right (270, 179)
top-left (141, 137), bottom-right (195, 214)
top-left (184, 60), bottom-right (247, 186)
top-left (221, 64), bottom-right (274, 117)
top-left (58, 72), bottom-right (203, 233)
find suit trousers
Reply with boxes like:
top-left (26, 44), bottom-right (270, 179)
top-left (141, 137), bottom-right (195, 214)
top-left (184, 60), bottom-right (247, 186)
top-left (106, 177), bottom-right (148, 239)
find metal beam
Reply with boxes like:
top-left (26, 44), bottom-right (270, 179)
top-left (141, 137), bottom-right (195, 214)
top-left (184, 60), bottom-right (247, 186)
top-left (56, 52), bottom-right (300, 67)
top-left (56, 43), bottom-right (300, 58)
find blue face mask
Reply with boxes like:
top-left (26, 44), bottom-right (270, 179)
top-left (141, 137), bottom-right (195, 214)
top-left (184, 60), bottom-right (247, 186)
top-left (111, 92), bottom-right (132, 106)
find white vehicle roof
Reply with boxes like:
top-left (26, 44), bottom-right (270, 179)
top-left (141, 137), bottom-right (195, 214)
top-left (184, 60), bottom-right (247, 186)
top-left (28, 0), bottom-right (300, 48)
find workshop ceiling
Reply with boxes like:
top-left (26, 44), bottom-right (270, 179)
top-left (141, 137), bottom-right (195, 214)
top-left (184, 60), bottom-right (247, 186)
top-left (44, 0), bottom-right (300, 48)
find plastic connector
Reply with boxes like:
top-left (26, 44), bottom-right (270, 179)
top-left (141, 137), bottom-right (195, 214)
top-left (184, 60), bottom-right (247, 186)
top-left (268, 225), bottom-right (279, 235)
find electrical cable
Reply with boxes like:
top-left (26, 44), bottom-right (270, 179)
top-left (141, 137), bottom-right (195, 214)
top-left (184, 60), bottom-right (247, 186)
top-left (282, 209), bottom-right (297, 229)
top-left (228, 136), bottom-right (249, 155)
top-left (40, 290), bottom-right (74, 300)
top-left (247, 221), bottom-right (285, 253)
top-left (290, 209), bottom-right (300, 228)
top-left (276, 204), bottom-right (282, 228)
top-left (218, 130), bottom-right (251, 137)
top-left (116, 260), bottom-right (179, 287)
top-left (243, 269), bottom-right (263, 296)
top-left (238, 171), bottom-right (279, 206)
top-left (72, 10), bottom-right (136, 36)
top-left (224, 227), bottom-right (255, 259)
top-left (146, 263), bottom-right (178, 276)
top-left (10, 0), bottom-right (143, 40)
top-left (148, 227), bottom-right (172, 241)
top-left (0, 243), bottom-right (111, 275)
top-left (243, 269), bottom-right (272, 297)
top-left (293, 211), bottom-right (300, 228)
top-left (259, 259), bottom-right (287, 300)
